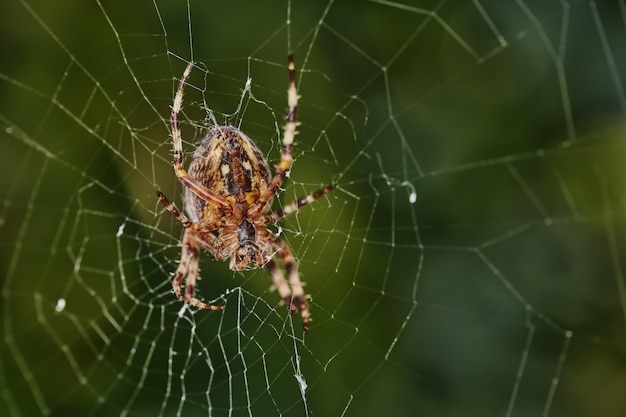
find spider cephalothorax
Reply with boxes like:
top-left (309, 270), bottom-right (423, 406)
top-left (157, 56), bottom-right (334, 332)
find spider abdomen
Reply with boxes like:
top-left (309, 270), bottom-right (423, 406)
top-left (185, 126), bottom-right (271, 222)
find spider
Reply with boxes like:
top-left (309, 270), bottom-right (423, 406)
top-left (157, 55), bottom-right (334, 332)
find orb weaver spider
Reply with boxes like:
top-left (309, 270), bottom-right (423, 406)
top-left (157, 56), bottom-right (334, 332)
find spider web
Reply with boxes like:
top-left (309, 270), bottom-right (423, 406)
top-left (2, 0), bottom-right (626, 416)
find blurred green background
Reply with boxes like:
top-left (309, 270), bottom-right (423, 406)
top-left (1, 0), bottom-right (626, 416)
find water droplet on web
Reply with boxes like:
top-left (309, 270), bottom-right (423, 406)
top-left (55, 298), bottom-right (66, 312)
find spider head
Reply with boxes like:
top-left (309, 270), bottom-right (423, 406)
top-left (230, 219), bottom-right (264, 270)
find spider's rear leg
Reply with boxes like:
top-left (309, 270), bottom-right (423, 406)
top-left (249, 55), bottom-right (300, 218)
top-left (174, 229), bottom-right (223, 311)
top-left (169, 63), bottom-right (230, 211)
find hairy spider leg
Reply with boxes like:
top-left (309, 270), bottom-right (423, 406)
top-left (264, 183), bottom-right (337, 223)
top-left (172, 229), bottom-right (223, 310)
top-left (266, 258), bottom-right (293, 311)
top-left (157, 191), bottom-right (223, 310)
top-left (171, 62), bottom-right (230, 210)
top-left (268, 238), bottom-right (310, 332)
top-left (249, 55), bottom-right (299, 217)
top-left (157, 190), bottom-right (192, 227)
top-left (157, 190), bottom-right (224, 232)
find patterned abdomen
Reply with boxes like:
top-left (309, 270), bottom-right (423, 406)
top-left (185, 126), bottom-right (271, 222)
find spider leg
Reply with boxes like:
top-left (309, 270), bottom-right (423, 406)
top-left (158, 191), bottom-right (224, 311)
top-left (270, 237), bottom-right (310, 333)
top-left (264, 183), bottom-right (336, 223)
top-left (173, 228), bottom-right (223, 311)
top-left (266, 258), bottom-right (294, 314)
top-left (157, 190), bottom-right (225, 233)
top-left (250, 55), bottom-right (299, 216)
top-left (157, 190), bottom-right (192, 227)
top-left (171, 63), bottom-right (229, 210)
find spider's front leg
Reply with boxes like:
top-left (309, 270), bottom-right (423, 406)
top-left (173, 228), bottom-right (223, 311)
top-left (157, 190), bottom-right (222, 311)
top-left (267, 237), bottom-right (310, 332)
